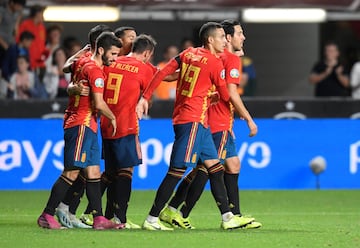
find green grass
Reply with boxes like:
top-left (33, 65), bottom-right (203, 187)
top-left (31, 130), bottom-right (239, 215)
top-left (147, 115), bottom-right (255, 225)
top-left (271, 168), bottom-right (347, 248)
top-left (0, 190), bottom-right (359, 248)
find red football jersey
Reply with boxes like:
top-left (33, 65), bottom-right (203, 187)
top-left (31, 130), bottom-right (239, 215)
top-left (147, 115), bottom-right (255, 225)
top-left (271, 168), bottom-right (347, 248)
top-left (101, 56), bottom-right (155, 139)
top-left (63, 58), bottom-right (105, 132)
top-left (173, 47), bottom-right (226, 127)
top-left (209, 49), bottom-right (242, 133)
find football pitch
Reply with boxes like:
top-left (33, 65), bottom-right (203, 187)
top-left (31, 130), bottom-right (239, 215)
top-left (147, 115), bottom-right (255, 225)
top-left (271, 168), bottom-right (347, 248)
top-left (0, 190), bottom-right (359, 248)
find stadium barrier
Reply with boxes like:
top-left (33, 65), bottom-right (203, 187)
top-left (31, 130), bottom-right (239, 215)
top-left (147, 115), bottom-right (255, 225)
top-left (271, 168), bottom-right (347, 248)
top-left (1, 98), bottom-right (360, 119)
top-left (0, 118), bottom-right (359, 190)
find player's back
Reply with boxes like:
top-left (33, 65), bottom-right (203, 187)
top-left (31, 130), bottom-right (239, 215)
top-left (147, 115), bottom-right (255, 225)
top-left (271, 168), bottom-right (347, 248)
top-left (101, 56), bottom-right (155, 138)
top-left (173, 47), bottom-right (225, 127)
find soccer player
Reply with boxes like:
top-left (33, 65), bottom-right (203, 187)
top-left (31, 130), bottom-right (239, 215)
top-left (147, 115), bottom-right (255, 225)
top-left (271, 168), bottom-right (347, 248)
top-left (136, 21), bottom-right (253, 231)
top-left (159, 20), bottom-right (262, 229)
top-left (78, 26), bottom-right (141, 225)
top-left (54, 24), bottom-right (114, 229)
top-left (100, 34), bottom-right (157, 229)
top-left (37, 31), bottom-right (123, 230)
top-left (114, 26), bottom-right (137, 56)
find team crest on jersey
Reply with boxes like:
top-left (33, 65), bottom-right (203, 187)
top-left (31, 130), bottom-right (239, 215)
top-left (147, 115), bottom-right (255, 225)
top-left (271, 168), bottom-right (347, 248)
top-left (220, 69), bottom-right (225, 79)
top-left (230, 68), bottom-right (240, 78)
top-left (94, 78), bottom-right (104, 88)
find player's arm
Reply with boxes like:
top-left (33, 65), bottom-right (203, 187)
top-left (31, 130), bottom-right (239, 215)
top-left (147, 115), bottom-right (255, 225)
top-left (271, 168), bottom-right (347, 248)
top-left (67, 81), bottom-right (90, 96)
top-left (163, 70), bottom-right (179, 82)
top-left (93, 92), bottom-right (116, 136)
top-left (137, 57), bottom-right (180, 119)
top-left (228, 83), bottom-right (257, 137)
top-left (63, 44), bottom-right (90, 73)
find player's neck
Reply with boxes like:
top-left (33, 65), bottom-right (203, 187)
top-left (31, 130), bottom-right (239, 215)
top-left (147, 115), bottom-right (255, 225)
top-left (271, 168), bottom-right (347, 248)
top-left (92, 54), bottom-right (103, 68)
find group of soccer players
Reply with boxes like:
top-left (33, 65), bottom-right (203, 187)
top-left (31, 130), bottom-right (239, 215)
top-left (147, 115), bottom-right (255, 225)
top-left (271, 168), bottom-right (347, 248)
top-left (37, 19), bottom-right (262, 230)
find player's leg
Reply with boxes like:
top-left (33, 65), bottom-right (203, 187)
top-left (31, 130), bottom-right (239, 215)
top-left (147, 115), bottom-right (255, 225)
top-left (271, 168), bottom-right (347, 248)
top-left (143, 166), bottom-right (185, 231)
top-left (143, 122), bottom-right (199, 231)
top-left (38, 170), bottom-right (79, 229)
top-left (223, 133), bottom-right (261, 229)
top-left (56, 170), bottom-right (90, 228)
top-left (82, 127), bottom-right (124, 230)
top-left (173, 165), bottom-right (209, 229)
top-left (80, 171), bottom-right (113, 225)
top-left (38, 126), bottom-right (84, 229)
top-left (201, 127), bottom-right (253, 229)
top-left (159, 168), bottom-right (199, 227)
top-left (105, 135), bottom-right (142, 229)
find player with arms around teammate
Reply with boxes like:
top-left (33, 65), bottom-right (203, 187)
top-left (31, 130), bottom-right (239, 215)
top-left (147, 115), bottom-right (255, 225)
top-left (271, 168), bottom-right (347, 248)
top-left (37, 32), bottom-right (123, 230)
top-left (137, 22), bottom-right (253, 231)
top-left (160, 20), bottom-right (261, 230)
top-left (100, 34), bottom-right (157, 229)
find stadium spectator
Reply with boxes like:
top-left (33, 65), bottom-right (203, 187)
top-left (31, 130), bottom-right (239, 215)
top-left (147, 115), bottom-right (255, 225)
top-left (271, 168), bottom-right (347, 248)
top-left (153, 45), bottom-right (179, 100)
top-left (350, 60), bottom-right (360, 99)
top-left (241, 55), bottom-right (257, 96)
top-left (43, 46), bottom-right (70, 99)
top-left (8, 55), bottom-right (35, 99)
top-left (0, 0), bottom-right (26, 68)
top-left (17, 4), bottom-right (47, 82)
top-left (1, 30), bottom-right (34, 85)
top-left (309, 41), bottom-right (351, 97)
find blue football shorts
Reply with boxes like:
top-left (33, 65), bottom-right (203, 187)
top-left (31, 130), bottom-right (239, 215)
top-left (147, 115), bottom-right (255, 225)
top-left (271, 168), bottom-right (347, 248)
top-left (63, 125), bottom-right (100, 170)
top-left (212, 130), bottom-right (238, 164)
top-left (102, 134), bottom-right (142, 170)
top-left (170, 122), bottom-right (219, 168)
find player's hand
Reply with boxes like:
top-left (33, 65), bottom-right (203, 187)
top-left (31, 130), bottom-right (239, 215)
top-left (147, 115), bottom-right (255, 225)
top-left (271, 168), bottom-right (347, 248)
top-left (79, 44), bottom-right (91, 55)
top-left (136, 97), bottom-right (149, 120)
top-left (209, 91), bottom-right (220, 105)
top-left (110, 118), bottom-right (117, 137)
top-left (247, 120), bottom-right (258, 137)
top-left (79, 83), bottom-right (90, 96)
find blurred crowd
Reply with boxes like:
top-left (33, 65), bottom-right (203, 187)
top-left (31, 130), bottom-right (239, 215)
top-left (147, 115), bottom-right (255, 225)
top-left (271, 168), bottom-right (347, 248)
top-left (0, 0), bottom-right (257, 101)
top-left (1, 0), bottom-right (360, 100)
top-left (0, 1), bottom-right (83, 100)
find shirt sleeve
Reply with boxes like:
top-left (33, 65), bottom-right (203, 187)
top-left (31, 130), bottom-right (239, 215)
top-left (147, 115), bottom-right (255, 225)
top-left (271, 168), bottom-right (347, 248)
top-left (86, 65), bottom-right (105, 94)
top-left (142, 58), bottom-right (179, 100)
top-left (224, 54), bottom-right (242, 86)
top-left (212, 59), bottom-right (229, 101)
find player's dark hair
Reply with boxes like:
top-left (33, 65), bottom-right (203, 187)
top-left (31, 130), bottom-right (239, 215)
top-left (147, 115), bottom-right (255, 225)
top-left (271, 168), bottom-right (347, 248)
top-left (221, 19), bottom-right (241, 37)
top-left (95, 31), bottom-right (122, 55)
top-left (199, 22), bottom-right (223, 45)
top-left (114, 26), bottom-right (136, 39)
top-left (19, 31), bottom-right (34, 41)
top-left (88, 24), bottom-right (113, 50)
top-left (132, 34), bottom-right (157, 54)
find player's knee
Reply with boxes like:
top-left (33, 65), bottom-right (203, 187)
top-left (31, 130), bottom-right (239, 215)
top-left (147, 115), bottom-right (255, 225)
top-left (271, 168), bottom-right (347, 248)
top-left (207, 162), bottom-right (224, 174)
top-left (167, 167), bottom-right (186, 178)
top-left (62, 169), bottom-right (80, 181)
